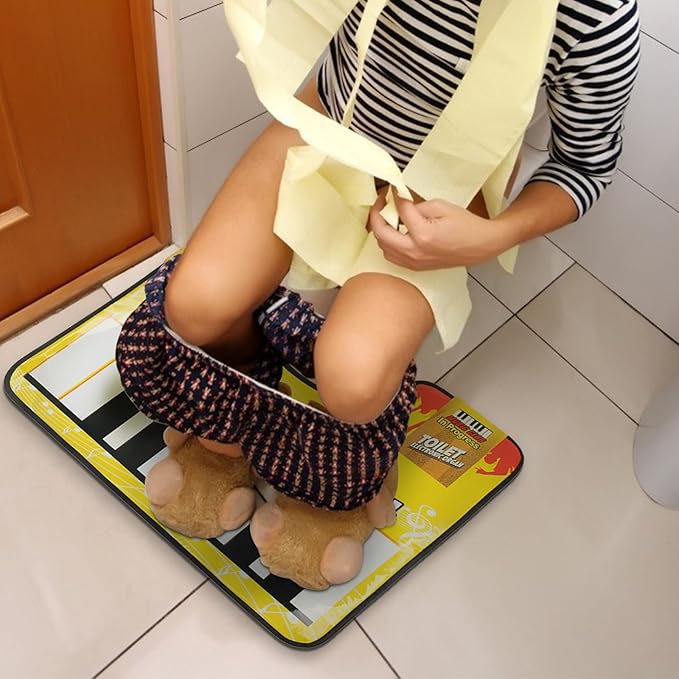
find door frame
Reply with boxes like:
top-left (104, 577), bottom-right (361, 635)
top-left (0, 0), bottom-right (170, 342)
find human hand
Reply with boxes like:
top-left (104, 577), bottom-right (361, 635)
top-left (368, 190), bottom-right (507, 270)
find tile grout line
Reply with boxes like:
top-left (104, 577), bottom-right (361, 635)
top-left (470, 257), bottom-right (577, 321)
top-left (641, 29), bottom-right (679, 58)
top-left (541, 246), bottom-right (679, 349)
top-left (435, 301), bottom-right (639, 425)
top-left (580, 266), bottom-right (679, 346)
top-left (618, 169), bottom-right (679, 217)
top-left (187, 112), bottom-right (269, 153)
top-left (544, 233), bottom-right (578, 263)
top-left (100, 246), bottom-right (181, 302)
top-left (467, 273), bottom-right (515, 315)
top-left (355, 620), bottom-right (402, 679)
top-left (179, 3), bottom-right (223, 21)
top-left (91, 580), bottom-right (208, 678)
top-left (445, 246), bottom-right (577, 384)
top-left (469, 239), bottom-right (577, 316)
top-left (539, 163), bottom-right (679, 348)
top-left (516, 316), bottom-right (640, 426)
top-left (436, 315), bottom-right (515, 384)
top-left (512, 261), bottom-right (577, 317)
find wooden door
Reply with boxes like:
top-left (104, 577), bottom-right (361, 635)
top-left (0, 1), bottom-right (170, 340)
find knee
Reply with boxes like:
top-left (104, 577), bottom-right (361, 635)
top-left (314, 331), bottom-right (397, 425)
top-left (164, 258), bottom-right (247, 346)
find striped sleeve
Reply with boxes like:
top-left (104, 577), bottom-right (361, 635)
top-left (529, 1), bottom-right (641, 217)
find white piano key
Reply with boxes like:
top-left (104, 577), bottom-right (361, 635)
top-left (30, 318), bottom-right (122, 398)
top-left (137, 447), bottom-right (170, 478)
top-left (215, 522), bottom-right (251, 546)
top-left (290, 531), bottom-right (399, 623)
top-left (60, 362), bottom-right (124, 420)
top-left (249, 558), bottom-right (271, 580)
top-left (103, 412), bottom-right (153, 450)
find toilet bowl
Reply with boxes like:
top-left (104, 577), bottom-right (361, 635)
top-left (634, 372), bottom-right (679, 509)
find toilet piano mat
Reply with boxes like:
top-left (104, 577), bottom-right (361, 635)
top-left (5, 267), bottom-right (523, 648)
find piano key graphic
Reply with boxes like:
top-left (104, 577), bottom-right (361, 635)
top-left (213, 524), bottom-right (308, 622)
top-left (450, 408), bottom-right (493, 441)
top-left (26, 315), bottom-right (408, 628)
top-left (212, 515), bottom-right (403, 627)
top-left (73, 384), bottom-right (166, 480)
top-left (80, 391), bottom-right (166, 478)
top-left (81, 390), bottom-right (138, 439)
top-left (28, 319), bottom-right (167, 479)
top-left (138, 447), bottom-right (170, 478)
top-left (30, 318), bottom-right (122, 400)
top-left (289, 530), bottom-right (399, 623)
top-left (60, 362), bottom-right (125, 421)
top-left (114, 420), bottom-right (167, 473)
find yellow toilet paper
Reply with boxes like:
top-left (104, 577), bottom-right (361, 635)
top-left (223, 0), bottom-right (559, 350)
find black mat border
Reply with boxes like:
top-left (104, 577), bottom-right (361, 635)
top-left (3, 270), bottom-right (524, 650)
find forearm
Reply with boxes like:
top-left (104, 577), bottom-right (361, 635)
top-left (370, 179), bottom-right (581, 271)
top-left (490, 181), bottom-right (579, 252)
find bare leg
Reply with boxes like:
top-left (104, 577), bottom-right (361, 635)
top-left (310, 162), bottom-right (515, 418)
top-left (248, 150), bottom-right (521, 589)
top-left (314, 272), bottom-right (434, 423)
top-left (144, 83), bottom-right (327, 534)
top-left (164, 80), bottom-right (326, 364)
top-left (251, 274), bottom-right (434, 588)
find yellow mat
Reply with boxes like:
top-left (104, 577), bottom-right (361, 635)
top-left (5, 270), bottom-right (523, 647)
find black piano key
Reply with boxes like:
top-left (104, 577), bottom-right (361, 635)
top-left (215, 525), bottom-right (262, 574)
top-left (114, 421), bottom-right (167, 472)
top-left (81, 391), bottom-right (138, 439)
top-left (214, 524), bottom-right (305, 614)
top-left (261, 573), bottom-right (305, 605)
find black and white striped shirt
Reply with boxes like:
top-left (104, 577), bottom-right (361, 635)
top-left (317, 0), bottom-right (641, 217)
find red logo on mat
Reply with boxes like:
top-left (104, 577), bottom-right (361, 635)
top-left (407, 385), bottom-right (450, 432)
top-left (419, 385), bottom-right (449, 415)
top-left (476, 438), bottom-right (521, 477)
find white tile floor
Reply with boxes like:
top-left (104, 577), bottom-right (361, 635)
top-left (2, 229), bottom-right (678, 678)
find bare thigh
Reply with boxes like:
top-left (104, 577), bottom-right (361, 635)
top-left (165, 81), bottom-right (325, 359)
top-left (314, 273), bottom-right (434, 424)
top-left (311, 157), bottom-right (520, 424)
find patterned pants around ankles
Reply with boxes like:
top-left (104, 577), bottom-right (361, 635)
top-left (115, 256), bottom-right (417, 511)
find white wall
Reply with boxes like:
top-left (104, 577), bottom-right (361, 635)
top-left (152, 1), bottom-right (679, 342)
top-left (549, 7), bottom-right (679, 342)
top-left (153, 0), bottom-right (270, 244)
